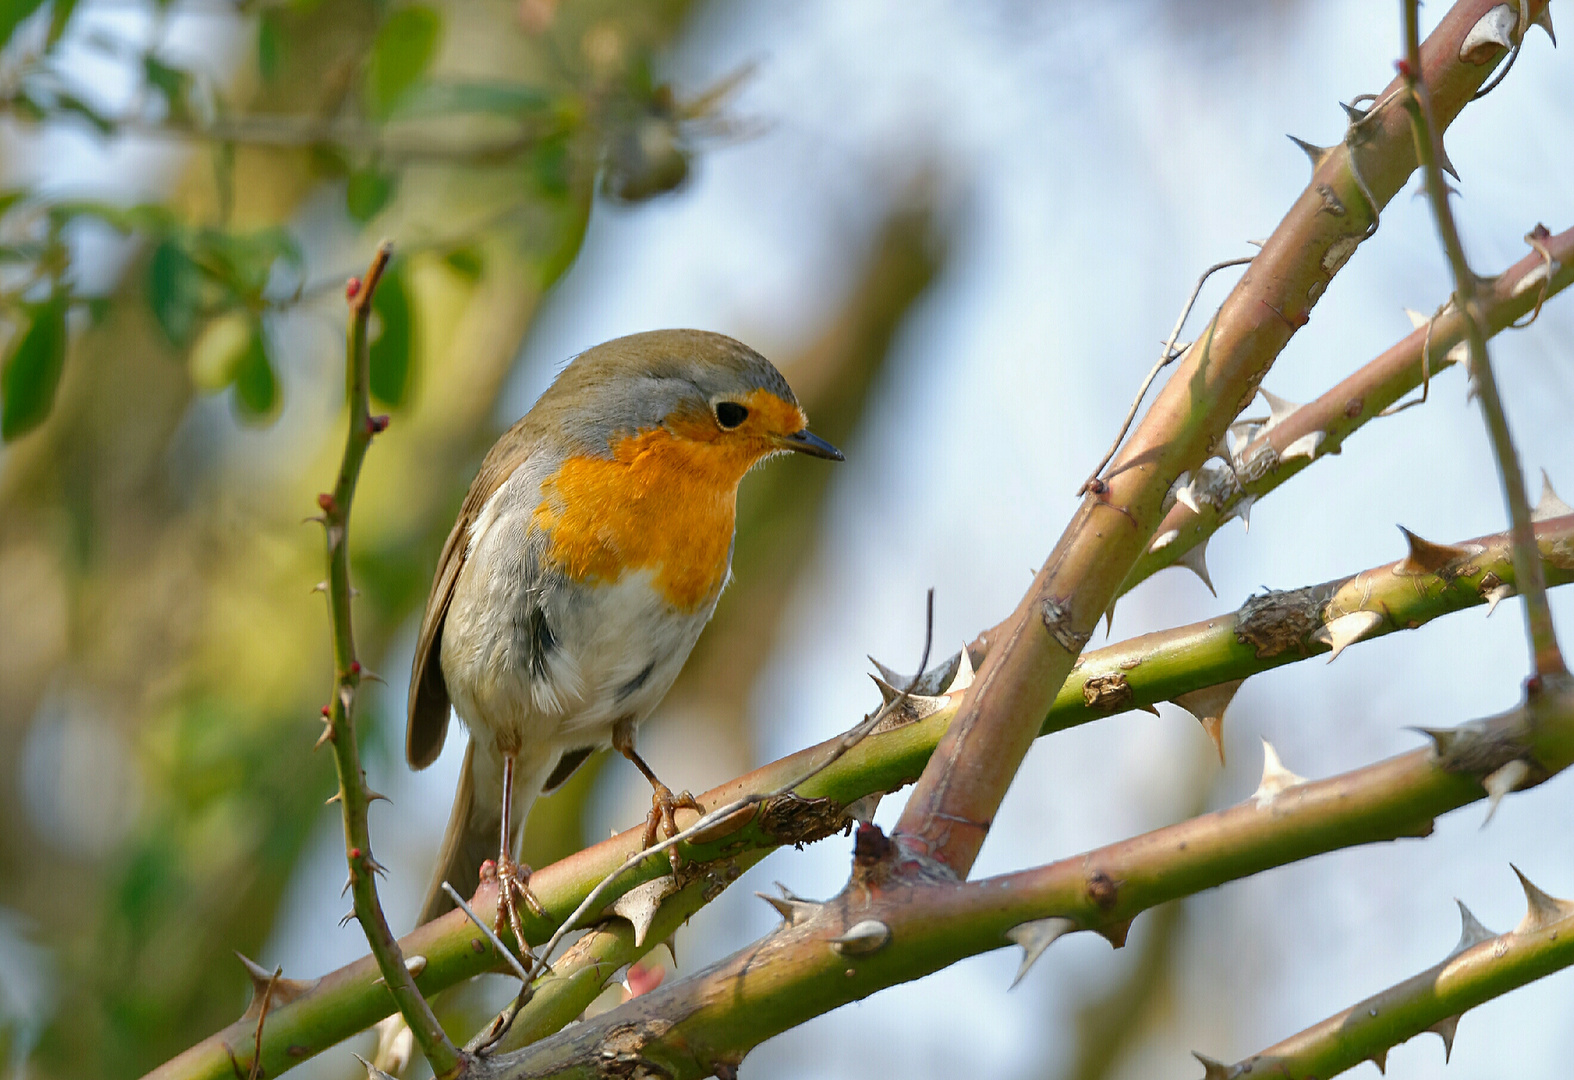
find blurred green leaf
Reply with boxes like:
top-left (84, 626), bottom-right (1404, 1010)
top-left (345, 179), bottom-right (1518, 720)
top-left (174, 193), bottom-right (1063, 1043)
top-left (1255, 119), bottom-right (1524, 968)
top-left (46, 0), bottom-right (77, 45)
top-left (52, 88), bottom-right (114, 136)
top-left (532, 130), bottom-right (571, 197)
top-left (0, 0), bottom-right (47, 50)
top-left (50, 198), bottom-right (176, 234)
top-left (186, 311), bottom-right (253, 391)
top-left (148, 240), bottom-right (204, 346)
top-left (393, 78), bottom-right (551, 119)
top-left (231, 318), bottom-right (276, 419)
top-left (346, 166), bottom-right (397, 222)
top-left (365, 5), bottom-right (442, 120)
top-left (369, 259), bottom-right (412, 407)
top-left (143, 55), bottom-right (193, 123)
top-left (189, 225), bottom-right (302, 302)
top-left (1, 292), bottom-right (69, 441)
top-left (0, 190), bottom-right (26, 218)
top-left (256, 10), bottom-right (283, 83)
top-left (442, 244), bottom-right (484, 280)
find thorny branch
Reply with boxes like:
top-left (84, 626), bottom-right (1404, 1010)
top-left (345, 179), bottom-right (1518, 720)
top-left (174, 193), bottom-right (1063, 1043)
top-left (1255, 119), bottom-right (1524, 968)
top-left (893, 0), bottom-right (1548, 879)
top-left (1079, 255), bottom-right (1255, 496)
top-left (148, 512), bottom-right (1574, 1080)
top-left (1202, 868), bottom-right (1574, 1080)
top-left (1400, 0), bottom-right (1565, 678)
top-left (478, 681), bottom-right (1574, 1079)
top-left (512, 590), bottom-right (935, 994)
top-left (311, 241), bottom-right (462, 1079)
top-left (1118, 225), bottom-right (1574, 604)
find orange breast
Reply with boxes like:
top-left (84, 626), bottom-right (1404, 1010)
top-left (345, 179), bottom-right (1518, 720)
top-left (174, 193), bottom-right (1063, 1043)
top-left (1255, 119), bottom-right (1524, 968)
top-left (532, 423), bottom-right (761, 611)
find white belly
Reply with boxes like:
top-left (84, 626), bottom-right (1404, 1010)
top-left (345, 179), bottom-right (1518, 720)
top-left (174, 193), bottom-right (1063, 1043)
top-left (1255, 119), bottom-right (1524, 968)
top-left (439, 492), bottom-right (719, 760)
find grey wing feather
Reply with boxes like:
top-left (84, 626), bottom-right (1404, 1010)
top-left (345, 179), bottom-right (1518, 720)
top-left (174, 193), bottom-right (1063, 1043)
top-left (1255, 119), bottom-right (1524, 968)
top-left (406, 430), bottom-right (537, 769)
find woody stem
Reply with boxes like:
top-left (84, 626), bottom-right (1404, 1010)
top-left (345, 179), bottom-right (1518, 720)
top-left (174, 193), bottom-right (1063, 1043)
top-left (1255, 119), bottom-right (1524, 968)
top-left (320, 242), bottom-right (464, 1078)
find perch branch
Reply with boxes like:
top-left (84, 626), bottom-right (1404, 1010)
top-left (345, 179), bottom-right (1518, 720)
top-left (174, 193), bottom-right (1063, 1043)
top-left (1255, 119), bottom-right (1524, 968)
top-left (481, 681), bottom-right (1574, 1078)
top-left (145, 513), bottom-right (1574, 1080)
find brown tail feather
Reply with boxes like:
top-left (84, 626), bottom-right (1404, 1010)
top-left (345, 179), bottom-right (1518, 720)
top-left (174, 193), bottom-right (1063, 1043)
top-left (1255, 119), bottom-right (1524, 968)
top-left (417, 740), bottom-right (498, 927)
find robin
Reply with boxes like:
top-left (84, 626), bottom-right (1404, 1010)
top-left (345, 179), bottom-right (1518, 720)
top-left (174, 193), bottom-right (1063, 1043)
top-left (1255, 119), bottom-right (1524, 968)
top-left (406, 329), bottom-right (843, 947)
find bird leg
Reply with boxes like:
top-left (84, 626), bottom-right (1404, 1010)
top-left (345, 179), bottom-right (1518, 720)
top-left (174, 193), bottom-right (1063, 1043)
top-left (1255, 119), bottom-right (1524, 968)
top-left (612, 719), bottom-right (702, 873)
top-left (495, 752), bottom-right (546, 962)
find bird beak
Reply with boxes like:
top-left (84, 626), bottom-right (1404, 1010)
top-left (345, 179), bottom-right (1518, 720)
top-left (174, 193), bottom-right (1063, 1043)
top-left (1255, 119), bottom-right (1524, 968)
top-left (775, 429), bottom-right (845, 461)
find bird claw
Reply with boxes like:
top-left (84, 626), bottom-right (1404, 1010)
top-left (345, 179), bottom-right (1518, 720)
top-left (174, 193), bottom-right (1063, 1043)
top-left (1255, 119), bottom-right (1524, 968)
top-left (494, 856), bottom-right (545, 964)
top-left (642, 782), bottom-right (704, 872)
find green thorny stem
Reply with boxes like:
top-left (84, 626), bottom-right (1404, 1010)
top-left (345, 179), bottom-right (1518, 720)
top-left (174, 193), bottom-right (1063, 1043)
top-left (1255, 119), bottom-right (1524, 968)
top-left (1400, 0), bottom-right (1565, 679)
top-left (478, 683), bottom-right (1574, 1080)
top-left (145, 514), bottom-right (1574, 1080)
top-left (1114, 225), bottom-right (1574, 606)
top-left (313, 241), bottom-right (464, 1079)
top-left (1203, 871), bottom-right (1574, 1079)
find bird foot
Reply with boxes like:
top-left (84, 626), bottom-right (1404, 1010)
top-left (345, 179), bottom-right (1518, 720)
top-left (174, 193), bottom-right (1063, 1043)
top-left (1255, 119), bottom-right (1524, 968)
top-left (642, 782), bottom-right (704, 872)
top-left (494, 856), bottom-right (546, 964)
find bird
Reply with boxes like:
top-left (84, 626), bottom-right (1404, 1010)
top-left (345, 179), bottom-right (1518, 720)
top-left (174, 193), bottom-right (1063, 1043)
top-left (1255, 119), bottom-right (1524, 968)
top-left (406, 328), bottom-right (843, 950)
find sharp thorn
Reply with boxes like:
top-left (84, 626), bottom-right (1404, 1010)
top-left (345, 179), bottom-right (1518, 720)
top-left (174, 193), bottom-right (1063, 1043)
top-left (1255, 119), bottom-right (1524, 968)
top-left (610, 875), bottom-right (680, 948)
top-left (1228, 494), bottom-right (1256, 531)
top-left (1511, 864), bottom-right (1574, 933)
top-left (1286, 134), bottom-right (1333, 170)
top-left (1534, 4), bottom-right (1555, 45)
top-left (1481, 759), bottom-right (1531, 825)
top-left (1484, 581), bottom-right (1515, 616)
top-left (1174, 540), bottom-right (1216, 596)
top-left (845, 793), bottom-right (882, 825)
top-left (1171, 678), bottom-right (1244, 765)
top-left (1533, 469), bottom-right (1573, 522)
top-left (1149, 528), bottom-right (1180, 553)
top-left (353, 1052), bottom-right (399, 1080)
top-left (1410, 725), bottom-right (1462, 757)
top-left (945, 646), bottom-right (976, 694)
top-left (1311, 610), bottom-right (1384, 662)
top-left (1005, 916), bottom-right (1075, 988)
top-left (1448, 899), bottom-right (1497, 959)
top-left (1404, 307), bottom-right (1430, 330)
top-left (1427, 1014), bottom-right (1460, 1063)
top-left (1252, 739), bottom-right (1306, 807)
top-left (1460, 4), bottom-right (1516, 60)
top-left (830, 919), bottom-right (891, 956)
top-left (1395, 526), bottom-right (1474, 575)
top-left (1258, 388), bottom-right (1301, 430)
top-left (869, 673), bottom-right (901, 705)
top-left (1280, 430), bottom-right (1325, 462)
top-left (1097, 918), bottom-right (1132, 949)
top-left (1192, 1051), bottom-right (1234, 1080)
top-left (756, 885), bottom-right (822, 927)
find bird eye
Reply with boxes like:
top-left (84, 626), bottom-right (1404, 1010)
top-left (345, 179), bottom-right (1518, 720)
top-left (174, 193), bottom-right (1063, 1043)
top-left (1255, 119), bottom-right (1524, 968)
top-left (714, 401), bottom-right (749, 429)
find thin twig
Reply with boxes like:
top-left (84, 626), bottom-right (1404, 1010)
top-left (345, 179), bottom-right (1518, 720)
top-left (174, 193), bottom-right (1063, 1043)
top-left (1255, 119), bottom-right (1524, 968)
top-left (442, 882), bottom-right (537, 984)
top-left (1510, 225), bottom-right (1556, 329)
top-left (1078, 257), bottom-right (1254, 494)
top-left (246, 967), bottom-right (281, 1080)
top-left (1471, 0), bottom-right (1530, 99)
top-left (1399, 0), bottom-right (1565, 677)
top-left (1378, 303), bottom-right (1437, 416)
top-left (528, 590), bottom-right (937, 977)
top-left (317, 240), bottom-right (464, 1077)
